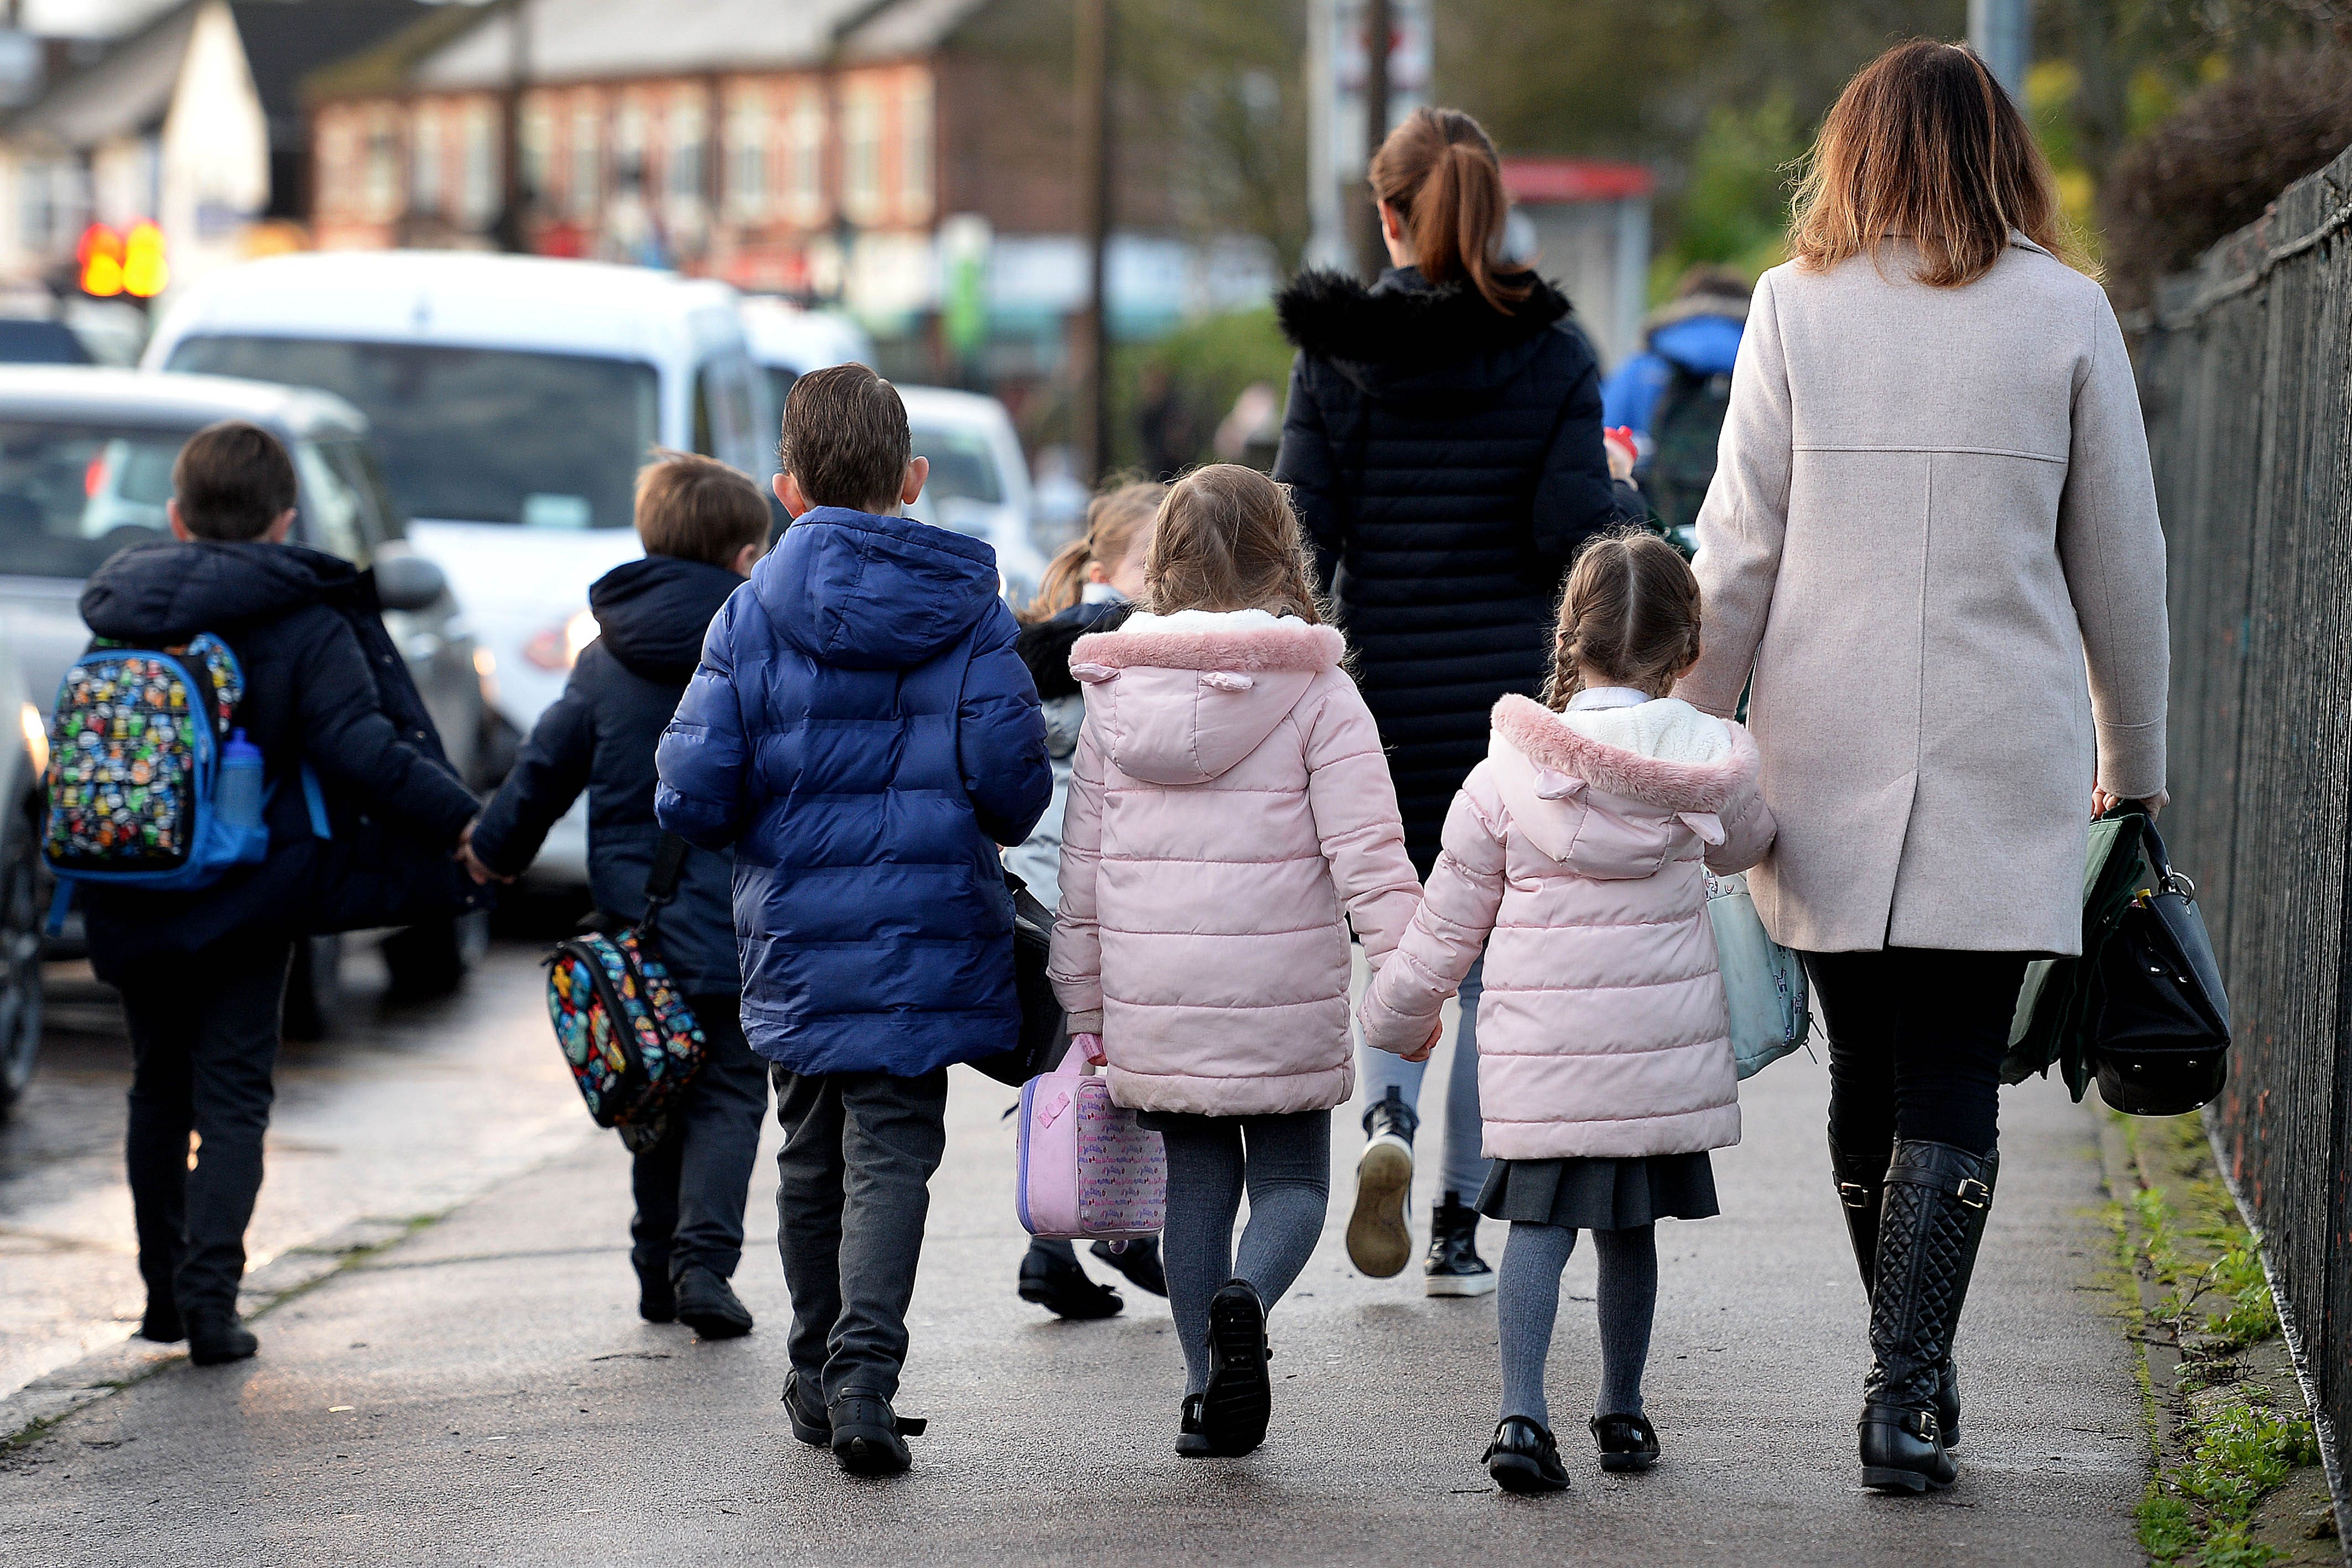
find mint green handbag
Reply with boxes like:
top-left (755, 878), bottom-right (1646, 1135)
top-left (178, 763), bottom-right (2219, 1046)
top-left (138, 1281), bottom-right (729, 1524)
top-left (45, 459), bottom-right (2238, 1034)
top-left (1706, 870), bottom-right (1811, 1079)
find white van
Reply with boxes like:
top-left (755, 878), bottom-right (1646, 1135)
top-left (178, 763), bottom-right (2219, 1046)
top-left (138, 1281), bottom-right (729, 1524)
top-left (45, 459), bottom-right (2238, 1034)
top-left (143, 251), bottom-right (774, 879)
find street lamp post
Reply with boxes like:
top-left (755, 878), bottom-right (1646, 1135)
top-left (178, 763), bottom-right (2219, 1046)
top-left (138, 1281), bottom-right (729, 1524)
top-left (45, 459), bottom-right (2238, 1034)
top-left (1968, 0), bottom-right (2030, 103)
top-left (1074, 0), bottom-right (1112, 483)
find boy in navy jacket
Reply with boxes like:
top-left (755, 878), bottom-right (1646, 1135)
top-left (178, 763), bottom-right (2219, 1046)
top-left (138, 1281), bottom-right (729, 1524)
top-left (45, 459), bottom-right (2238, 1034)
top-left (657, 364), bottom-right (1049, 1476)
top-left (463, 454), bottom-right (771, 1340)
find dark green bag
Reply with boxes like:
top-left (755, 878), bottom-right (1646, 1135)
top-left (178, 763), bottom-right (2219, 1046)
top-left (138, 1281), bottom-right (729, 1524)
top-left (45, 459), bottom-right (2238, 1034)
top-left (2001, 809), bottom-right (2149, 1096)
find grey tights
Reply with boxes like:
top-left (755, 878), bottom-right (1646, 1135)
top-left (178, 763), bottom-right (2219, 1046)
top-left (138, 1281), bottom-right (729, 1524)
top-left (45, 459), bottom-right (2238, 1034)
top-left (1497, 1221), bottom-right (1659, 1428)
top-left (1157, 1111), bottom-right (1331, 1395)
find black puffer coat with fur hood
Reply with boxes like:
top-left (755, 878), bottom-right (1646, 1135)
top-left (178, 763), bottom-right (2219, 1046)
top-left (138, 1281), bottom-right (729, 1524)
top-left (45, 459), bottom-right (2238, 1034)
top-left (1273, 265), bottom-right (1641, 874)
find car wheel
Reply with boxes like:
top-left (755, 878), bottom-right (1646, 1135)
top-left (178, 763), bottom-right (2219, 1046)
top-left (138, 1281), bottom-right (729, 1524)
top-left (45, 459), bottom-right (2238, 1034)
top-left (282, 933), bottom-right (343, 1043)
top-left (0, 811), bottom-right (45, 1121)
top-left (382, 909), bottom-right (489, 999)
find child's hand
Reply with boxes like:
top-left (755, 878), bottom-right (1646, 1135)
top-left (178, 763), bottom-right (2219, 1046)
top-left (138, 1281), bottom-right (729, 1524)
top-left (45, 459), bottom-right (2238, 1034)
top-left (1401, 1022), bottom-right (1442, 1063)
top-left (1071, 1032), bottom-right (1106, 1067)
top-left (1604, 425), bottom-right (1638, 482)
top-left (454, 819), bottom-right (512, 885)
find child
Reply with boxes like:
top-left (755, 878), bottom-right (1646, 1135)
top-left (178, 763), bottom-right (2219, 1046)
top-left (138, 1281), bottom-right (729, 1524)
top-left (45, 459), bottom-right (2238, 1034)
top-left (461, 452), bottom-right (772, 1341)
top-left (1357, 530), bottom-right (1774, 1492)
top-left (80, 421), bottom-right (480, 1364)
top-left (1008, 479), bottom-right (1169, 1322)
top-left (656, 363), bottom-right (1050, 1477)
top-left (1048, 464), bottom-right (1420, 1458)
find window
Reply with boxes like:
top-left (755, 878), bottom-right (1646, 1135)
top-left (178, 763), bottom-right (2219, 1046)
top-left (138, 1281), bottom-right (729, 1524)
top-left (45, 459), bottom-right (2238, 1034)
top-left (411, 103), bottom-right (443, 211)
top-left (365, 114), bottom-right (399, 217)
top-left (783, 86), bottom-right (825, 224)
top-left (165, 337), bottom-right (660, 530)
top-left (614, 103), bottom-right (647, 194)
top-left (292, 441), bottom-right (370, 566)
top-left (727, 96), bottom-right (767, 217)
top-left (460, 101), bottom-right (499, 224)
top-left (842, 85), bottom-right (881, 223)
top-left (0, 421), bottom-right (205, 577)
top-left (668, 102), bottom-right (708, 205)
top-left (899, 76), bottom-right (933, 222)
top-left (521, 105), bottom-right (553, 206)
top-left (569, 106), bottom-right (601, 216)
top-left (909, 424), bottom-right (1003, 507)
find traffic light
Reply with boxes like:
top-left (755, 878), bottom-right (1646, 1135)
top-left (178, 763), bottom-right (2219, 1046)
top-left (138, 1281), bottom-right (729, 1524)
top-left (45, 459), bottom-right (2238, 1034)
top-left (77, 221), bottom-right (168, 298)
top-left (76, 223), bottom-right (121, 295)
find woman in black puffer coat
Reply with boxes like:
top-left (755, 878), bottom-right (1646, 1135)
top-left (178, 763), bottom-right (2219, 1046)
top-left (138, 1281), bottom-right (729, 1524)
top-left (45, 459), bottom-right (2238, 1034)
top-left (1274, 106), bottom-right (1643, 1310)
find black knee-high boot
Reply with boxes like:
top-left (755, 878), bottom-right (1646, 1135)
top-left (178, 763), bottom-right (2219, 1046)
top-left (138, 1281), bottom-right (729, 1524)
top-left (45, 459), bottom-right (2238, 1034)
top-left (1858, 1140), bottom-right (1996, 1493)
top-left (1830, 1133), bottom-right (1979, 1449)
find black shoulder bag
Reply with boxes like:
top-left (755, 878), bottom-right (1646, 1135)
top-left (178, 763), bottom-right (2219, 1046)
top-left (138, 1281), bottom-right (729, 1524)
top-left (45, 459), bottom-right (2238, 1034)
top-left (2088, 820), bottom-right (2230, 1116)
top-left (968, 868), bottom-right (1067, 1087)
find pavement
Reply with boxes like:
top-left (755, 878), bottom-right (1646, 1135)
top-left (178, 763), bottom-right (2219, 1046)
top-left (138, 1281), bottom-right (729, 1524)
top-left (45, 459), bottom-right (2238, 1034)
top-left (0, 956), bottom-right (2147, 1567)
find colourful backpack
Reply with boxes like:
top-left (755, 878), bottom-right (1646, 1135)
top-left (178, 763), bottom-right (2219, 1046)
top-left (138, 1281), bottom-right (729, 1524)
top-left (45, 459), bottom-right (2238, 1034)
top-left (543, 835), bottom-right (707, 1150)
top-left (41, 635), bottom-right (284, 923)
top-left (1014, 1033), bottom-right (1166, 1242)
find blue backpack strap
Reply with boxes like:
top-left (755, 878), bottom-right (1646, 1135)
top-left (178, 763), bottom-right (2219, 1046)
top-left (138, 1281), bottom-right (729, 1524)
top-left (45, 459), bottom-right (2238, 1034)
top-left (300, 762), bottom-right (332, 840)
top-left (44, 879), bottom-right (71, 938)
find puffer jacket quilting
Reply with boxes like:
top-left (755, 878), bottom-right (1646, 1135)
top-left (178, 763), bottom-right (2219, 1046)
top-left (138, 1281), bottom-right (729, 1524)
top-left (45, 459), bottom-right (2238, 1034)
top-left (1358, 694), bottom-right (1776, 1159)
top-left (1047, 612), bottom-right (1422, 1116)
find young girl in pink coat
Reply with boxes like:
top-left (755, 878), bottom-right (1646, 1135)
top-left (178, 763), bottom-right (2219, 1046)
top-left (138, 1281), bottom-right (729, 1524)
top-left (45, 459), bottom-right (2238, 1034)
top-left (1048, 464), bottom-right (1420, 1460)
top-left (1359, 531), bottom-right (1775, 1493)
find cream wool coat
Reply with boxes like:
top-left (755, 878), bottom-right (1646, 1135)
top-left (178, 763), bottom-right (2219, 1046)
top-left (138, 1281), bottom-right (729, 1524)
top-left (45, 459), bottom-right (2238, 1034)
top-left (1047, 612), bottom-right (1422, 1116)
top-left (1677, 238), bottom-right (2169, 955)
top-left (1358, 695), bottom-right (1776, 1159)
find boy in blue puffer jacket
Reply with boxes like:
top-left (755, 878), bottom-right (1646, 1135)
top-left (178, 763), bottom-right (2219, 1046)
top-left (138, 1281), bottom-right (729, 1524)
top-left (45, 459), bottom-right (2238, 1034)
top-left (656, 363), bottom-right (1050, 1477)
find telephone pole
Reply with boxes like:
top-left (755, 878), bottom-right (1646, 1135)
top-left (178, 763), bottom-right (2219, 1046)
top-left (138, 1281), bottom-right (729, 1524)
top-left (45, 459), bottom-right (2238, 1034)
top-left (1969, 0), bottom-right (2030, 102)
top-left (1351, 0), bottom-right (1392, 278)
top-left (1074, 0), bottom-right (1113, 482)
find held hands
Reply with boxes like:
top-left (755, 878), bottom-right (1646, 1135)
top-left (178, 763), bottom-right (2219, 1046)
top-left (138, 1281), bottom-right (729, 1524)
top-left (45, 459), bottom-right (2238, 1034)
top-left (2091, 788), bottom-right (2169, 822)
top-left (454, 817), bottom-right (513, 885)
top-left (1400, 1022), bottom-right (1443, 1064)
top-left (1071, 1032), bottom-right (1107, 1067)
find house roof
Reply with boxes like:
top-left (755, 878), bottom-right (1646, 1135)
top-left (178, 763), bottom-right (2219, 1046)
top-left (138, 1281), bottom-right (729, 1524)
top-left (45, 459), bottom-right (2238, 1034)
top-left (227, 1), bottom-right (435, 146)
top-left (366, 0), bottom-right (986, 93)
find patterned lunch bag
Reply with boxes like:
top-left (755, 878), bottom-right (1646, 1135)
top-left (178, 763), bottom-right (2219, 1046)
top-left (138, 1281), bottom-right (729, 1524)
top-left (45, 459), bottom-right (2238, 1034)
top-left (543, 835), bottom-right (706, 1150)
top-left (1014, 1033), bottom-right (1167, 1242)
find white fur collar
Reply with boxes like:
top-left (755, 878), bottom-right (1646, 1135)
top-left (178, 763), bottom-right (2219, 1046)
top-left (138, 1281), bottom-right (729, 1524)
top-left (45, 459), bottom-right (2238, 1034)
top-left (1490, 694), bottom-right (1758, 813)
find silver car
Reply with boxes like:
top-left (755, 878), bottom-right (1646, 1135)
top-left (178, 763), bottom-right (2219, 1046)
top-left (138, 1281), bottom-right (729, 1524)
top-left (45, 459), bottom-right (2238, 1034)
top-left (0, 367), bottom-right (492, 1035)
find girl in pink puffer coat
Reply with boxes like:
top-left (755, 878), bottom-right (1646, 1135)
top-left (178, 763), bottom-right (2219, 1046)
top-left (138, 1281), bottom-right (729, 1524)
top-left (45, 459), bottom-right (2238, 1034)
top-left (1357, 532), bottom-right (1775, 1494)
top-left (1048, 465), bottom-right (1420, 1462)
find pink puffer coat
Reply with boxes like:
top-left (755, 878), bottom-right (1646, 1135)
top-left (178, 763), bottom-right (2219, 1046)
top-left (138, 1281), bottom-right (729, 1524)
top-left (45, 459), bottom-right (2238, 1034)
top-left (1048, 612), bottom-right (1422, 1116)
top-left (1357, 693), bottom-right (1776, 1159)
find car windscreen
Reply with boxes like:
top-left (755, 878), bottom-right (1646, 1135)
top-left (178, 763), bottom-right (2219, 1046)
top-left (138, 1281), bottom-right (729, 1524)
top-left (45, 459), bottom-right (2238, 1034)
top-left (0, 319), bottom-right (91, 365)
top-left (910, 422), bottom-right (1003, 507)
top-left (166, 336), bottom-right (659, 529)
top-left (0, 421), bottom-right (198, 576)
top-left (765, 367), bottom-right (798, 425)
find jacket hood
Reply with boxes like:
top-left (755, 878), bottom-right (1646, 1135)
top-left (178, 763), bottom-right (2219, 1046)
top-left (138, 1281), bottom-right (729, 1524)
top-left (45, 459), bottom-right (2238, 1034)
top-left (753, 507), bottom-right (1002, 671)
top-left (1070, 614), bottom-right (1345, 785)
top-left (81, 539), bottom-right (358, 644)
top-left (1276, 267), bottom-right (1578, 395)
top-left (1016, 596), bottom-right (1131, 701)
top-left (1648, 314), bottom-right (1744, 377)
top-left (1487, 694), bottom-right (1761, 869)
top-left (590, 555), bottom-right (744, 684)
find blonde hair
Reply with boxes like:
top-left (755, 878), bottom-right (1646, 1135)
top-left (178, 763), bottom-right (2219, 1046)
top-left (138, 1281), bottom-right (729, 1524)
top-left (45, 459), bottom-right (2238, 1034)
top-left (1789, 39), bottom-right (2083, 289)
top-left (1543, 530), bottom-right (1703, 708)
top-left (1021, 479), bottom-right (1165, 624)
top-left (1369, 107), bottom-right (1533, 315)
top-left (634, 451), bottom-right (771, 568)
top-left (1143, 465), bottom-right (1324, 623)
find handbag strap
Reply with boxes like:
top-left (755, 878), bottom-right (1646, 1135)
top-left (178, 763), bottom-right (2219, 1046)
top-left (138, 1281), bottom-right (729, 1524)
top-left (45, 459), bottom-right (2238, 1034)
top-left (2138, 819), bottom-right (2195, 899)
top-left (641, 831), bottom-right (690, 925)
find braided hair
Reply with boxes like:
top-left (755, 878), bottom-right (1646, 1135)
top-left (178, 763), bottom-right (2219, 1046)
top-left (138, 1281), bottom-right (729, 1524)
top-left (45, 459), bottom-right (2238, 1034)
top-left (1542, 529), bottom-right (1704, 710)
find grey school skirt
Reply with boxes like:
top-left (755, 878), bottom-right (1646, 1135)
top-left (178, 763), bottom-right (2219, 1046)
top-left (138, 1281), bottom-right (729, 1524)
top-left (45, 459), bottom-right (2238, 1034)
top-left (1475, 1152), bottom-right (1720, 1231)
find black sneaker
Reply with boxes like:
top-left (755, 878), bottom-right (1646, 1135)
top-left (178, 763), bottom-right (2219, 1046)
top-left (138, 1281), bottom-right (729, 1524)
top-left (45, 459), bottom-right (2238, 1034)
top-left (1176, 1393), bottom-right (1213, 1457)
top-left (1424, 1191), bottom-right (1496, 1298)
top-left (829, 1390), bottom-right (927, 1477)
top-left (1091, 1237), bottom-right (1168, 1297)
top-left (674, 1265), bottom-right (753, 1340)
top-left (1018, 1242), bottom-right (1123, 1320)
top-left (1591, 1411), bottom-right (1661, 1472)
top-left (1348, 1087), bottom-right (1417, 1278)
top-left (1200, 1279), bottom-right (1272, 1456)
top-left (1484, 1416), bottom-right (1570, 1493)
top-left (185, 1310), bottom-right (258, 1367)
top-left (636, 1262), bottom-right (676, 1325)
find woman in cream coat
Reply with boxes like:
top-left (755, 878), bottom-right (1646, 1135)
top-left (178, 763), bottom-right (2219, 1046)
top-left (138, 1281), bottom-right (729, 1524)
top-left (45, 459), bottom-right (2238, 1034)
top-left (1675, 41), bottom-right (2169, 1494)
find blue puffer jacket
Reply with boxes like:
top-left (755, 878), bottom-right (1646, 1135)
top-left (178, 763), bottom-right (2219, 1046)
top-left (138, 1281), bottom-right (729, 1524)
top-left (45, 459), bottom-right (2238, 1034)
top-left (655, 507), bottom-right (1052, 1075)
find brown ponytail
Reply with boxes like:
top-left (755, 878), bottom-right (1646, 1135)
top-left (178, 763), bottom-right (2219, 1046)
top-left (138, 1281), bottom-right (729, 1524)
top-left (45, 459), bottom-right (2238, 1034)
top-left (1020, 478), bottom-right (1167, 624)
top-left (1370, 107), bottom-right (1532, 314)
top-left (1543, 530), bottom-right (1704, 709)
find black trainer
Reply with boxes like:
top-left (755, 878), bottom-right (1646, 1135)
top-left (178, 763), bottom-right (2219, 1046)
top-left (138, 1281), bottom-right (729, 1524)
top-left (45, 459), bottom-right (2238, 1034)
top-left (1018, 1242), bottom-right (1123, 1320)
top-left (1091, 1237), bottom-right (1168, 1297)
top-left (185, 1309), bottom-right (257, 1366)
top-left (674, 1265), bottom-right (754, 1340)
top-left (1348, 1087), bottom-right (1418, 1278)
top-left (636, 1262), bottom-right (676, 1325)
top-left (1177, 1393), bottom-right (1213, 1457)
top-left (1424, 1191), bottom-right (1496, 1298)
top-left (1484, 1416), bottom-right (1570, 1493)
top-left (829, 1390), bottom-right (928, 1477)
top-left (1590, 1411), bottom-right (1662, 1472)
top-left (1200, 1278), bottom-right (1272, 1456)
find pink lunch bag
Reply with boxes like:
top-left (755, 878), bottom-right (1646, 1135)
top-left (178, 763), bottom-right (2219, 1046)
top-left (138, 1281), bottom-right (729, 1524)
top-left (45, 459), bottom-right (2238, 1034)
top-left (1014, 1034), bottom-right (1166, 1241)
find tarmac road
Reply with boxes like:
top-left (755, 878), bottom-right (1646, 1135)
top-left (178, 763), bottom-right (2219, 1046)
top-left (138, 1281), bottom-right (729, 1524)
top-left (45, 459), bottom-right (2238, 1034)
top-left (0, 961), bottom-right (2145, 1567)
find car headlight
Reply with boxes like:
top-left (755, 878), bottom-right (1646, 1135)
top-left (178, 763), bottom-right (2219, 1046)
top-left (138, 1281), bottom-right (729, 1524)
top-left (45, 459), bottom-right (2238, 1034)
top-left (524, 610), bottom-right (600, 672)
top-left (20, 702), bottom-right (46, 780)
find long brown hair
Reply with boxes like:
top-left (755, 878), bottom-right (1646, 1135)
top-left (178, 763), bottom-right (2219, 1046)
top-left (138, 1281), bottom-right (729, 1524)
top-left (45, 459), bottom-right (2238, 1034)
top-left (1789, 39), bottom-right (2082, 288)
top-left (1143, 465), bottom-right (1323, 623)
top-left (1369, 107), bottom-right (1532, 314)
top-left (1021, 479), bottom-right (1165, 624)
top-left (1543, 530), bottom-right (1703, 709)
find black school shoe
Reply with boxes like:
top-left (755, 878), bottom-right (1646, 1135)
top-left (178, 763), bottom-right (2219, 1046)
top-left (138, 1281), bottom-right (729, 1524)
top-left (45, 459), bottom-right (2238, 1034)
top-left (783, 1371), bottom-right (830, 1446)
top-left (1200, 1279), bottom-right (1272, 1457)
top-left (185, 1310), bottom-right (258, 1366)
top-left (674, 1265), bottom-right (754, 1340)
top-left (1092, 1237), bottom-right (1168, 1297)
top-left (1018, 1243), bottom-right (1123, 1320)
top-left (1177, 1393), bottom-right (1213, 1457)
top-left (1484, 1416), bottom-right (1570, 1493)
top-left (139, 1295), bottom-right (184, 1344)
top-left (636, 1262), bottom-right (676, 1325)
top-left (829, 1391), bottom-right (929, 1477)
top-left (1591, 1411), bottom-right (1661, 1472)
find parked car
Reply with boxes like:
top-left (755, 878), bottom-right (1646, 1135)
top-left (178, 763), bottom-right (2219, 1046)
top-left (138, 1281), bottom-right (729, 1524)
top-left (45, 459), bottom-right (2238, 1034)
top-left (0, 628), bottom-right (43, 1121)
top-left (738, 296), bottom-right (872, 414)
top-left (0, 365), bottom-right (491, 1029)
top-left (897, 386), bottom-right (1047, 610)
top-left (142, 251), bottom-right (776, 882)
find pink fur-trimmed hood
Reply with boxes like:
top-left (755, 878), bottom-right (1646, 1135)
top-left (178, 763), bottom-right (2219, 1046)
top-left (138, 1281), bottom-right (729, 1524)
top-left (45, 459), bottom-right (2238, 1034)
top-left (1490, 693), bottom-right (1761, 813)
top-left (1069, 618), bottom-right (1345, 675)
top-left (1066, 615), bottom-right (1349, 786)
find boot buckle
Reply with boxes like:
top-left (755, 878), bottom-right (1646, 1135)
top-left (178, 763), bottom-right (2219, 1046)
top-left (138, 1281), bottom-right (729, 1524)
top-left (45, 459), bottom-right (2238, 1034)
top-left (1908, 1407), bottom-right (1940, 1441)
top-left (1837, 1181), bottom-right (1873, 1210)
top-left (1955, 1178), bottom-right (1991, 1210)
